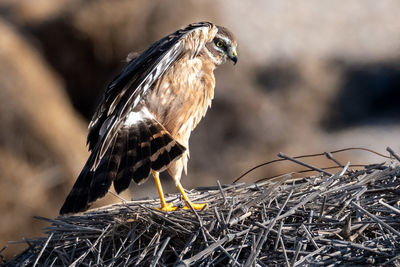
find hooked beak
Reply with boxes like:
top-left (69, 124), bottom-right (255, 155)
top-left (228, 47), bottom-right (238, 65)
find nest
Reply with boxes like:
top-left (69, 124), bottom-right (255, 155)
top-left (3, 149), bottom-right (400, 266)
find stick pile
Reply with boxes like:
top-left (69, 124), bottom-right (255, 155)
top-left (3, 152), bottom-right (400, 266)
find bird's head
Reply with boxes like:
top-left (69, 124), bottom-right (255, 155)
top-left (205, 25), bottom-right (238, 66)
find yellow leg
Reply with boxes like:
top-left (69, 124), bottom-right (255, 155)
top-left (152, 170), bottom-right (178, 211)
top-left (176, 181), bottom-right (208, 210)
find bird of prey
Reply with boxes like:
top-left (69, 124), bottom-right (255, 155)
top-left (60, 21), bottom-right (238, 214)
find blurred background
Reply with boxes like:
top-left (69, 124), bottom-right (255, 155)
top-left (0, 0), bottom-right (399, 259)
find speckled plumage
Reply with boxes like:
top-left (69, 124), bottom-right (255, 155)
top-left (60, 22), bottom-right (237, 214)
top-left (146, 54), bottom-right (216, 179)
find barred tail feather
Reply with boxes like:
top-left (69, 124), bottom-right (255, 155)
top-left (132, 121), bottom-right (152, 184)
top-left (113, 117), bottom-right (186, 192)
top-left (59, 155), bottom-right (95, 214)
top-left (88, 130), bottom-right (126, 202)
top-left (60, 131), bottom-right (126, 214)
top-left (113, 129), bottom-right (137, 193)
top-left (148, 123), bottom-right (172, 170)
top-left (60, 109), bottom-right (186, 214)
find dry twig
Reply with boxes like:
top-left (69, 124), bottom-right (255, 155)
top-left (2, 151), bottom-right (400, 266)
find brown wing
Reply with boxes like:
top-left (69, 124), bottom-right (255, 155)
top-left (88, 22), bottom-right (217, 168)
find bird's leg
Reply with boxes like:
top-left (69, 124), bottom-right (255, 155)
top-left (176, 181), bottom-right (208, 210)
top-left (152, 170), bottom-right (178, 211)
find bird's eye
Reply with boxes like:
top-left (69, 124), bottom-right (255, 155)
top-left (214, 39), bottom-right (226, 49)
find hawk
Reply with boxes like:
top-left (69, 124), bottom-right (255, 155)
top-left (60, 22), bottom-right (238, 214)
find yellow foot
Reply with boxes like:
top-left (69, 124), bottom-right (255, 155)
top-left (182, 202), bottom-right (209, 211)
top-left (156, 202), bottom-right (179, 212)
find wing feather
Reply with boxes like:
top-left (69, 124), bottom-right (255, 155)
top-left (88, 22), bottom-right (217, 169)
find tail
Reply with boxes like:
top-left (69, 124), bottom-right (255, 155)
top-left (60, 110), bottom-right (186, 214)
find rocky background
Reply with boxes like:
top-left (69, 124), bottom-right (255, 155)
top-left (0, 0), bottom-right (399, 259)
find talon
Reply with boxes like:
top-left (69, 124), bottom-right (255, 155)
top-left (153, 170), bottom-right (208, 212)
top-left (156, 202), bottom-right (179, 212)
top-left (183, 202), bottom-right (208, 210)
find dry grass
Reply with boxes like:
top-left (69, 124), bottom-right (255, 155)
top-left (2, 149), bottom-right (400, 266)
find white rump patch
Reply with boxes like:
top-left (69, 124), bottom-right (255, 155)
top-left (124, 107), bottom-right (153, 126)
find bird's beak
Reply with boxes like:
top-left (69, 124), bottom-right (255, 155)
top-left (228, 47), bottom-right (238, 65)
